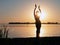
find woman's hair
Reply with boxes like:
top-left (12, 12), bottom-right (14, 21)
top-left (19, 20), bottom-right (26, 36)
top-left (36, 11), bottom-right (39, 13)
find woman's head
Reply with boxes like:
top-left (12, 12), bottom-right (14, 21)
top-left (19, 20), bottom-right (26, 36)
top-left (36, 11), bottom-right (40, 16)
top-left (36, 11), bottom-right (39, 13)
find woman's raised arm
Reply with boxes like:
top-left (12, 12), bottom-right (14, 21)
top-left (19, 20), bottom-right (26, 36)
top-left (38, 5), bottom-right (41, 13)
top-left (34, 4), bottom-right (37, 16)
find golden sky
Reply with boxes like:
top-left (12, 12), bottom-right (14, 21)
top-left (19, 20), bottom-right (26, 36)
top-left (0, 0), bottom-right (60, 23)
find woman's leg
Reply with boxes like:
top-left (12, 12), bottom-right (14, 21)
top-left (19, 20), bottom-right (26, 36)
top-left (36, 27), bottom-right (40, 38)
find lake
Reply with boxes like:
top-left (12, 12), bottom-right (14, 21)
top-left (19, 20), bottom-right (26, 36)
top-left (0, 24), bottom-right (60, 38)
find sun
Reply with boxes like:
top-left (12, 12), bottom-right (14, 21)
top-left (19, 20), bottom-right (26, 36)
top-left (39, 9), bottom-right (47, 21)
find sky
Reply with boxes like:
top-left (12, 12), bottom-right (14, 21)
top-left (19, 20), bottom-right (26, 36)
top-left (0, 0), bottom-right (60, 23)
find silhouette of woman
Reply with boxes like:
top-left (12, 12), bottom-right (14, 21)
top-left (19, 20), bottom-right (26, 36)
top-left (34, 4), bottom-right (41, 38)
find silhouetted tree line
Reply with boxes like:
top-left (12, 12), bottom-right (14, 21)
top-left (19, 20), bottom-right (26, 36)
top-left (9, 22), bottom-right (59, 24)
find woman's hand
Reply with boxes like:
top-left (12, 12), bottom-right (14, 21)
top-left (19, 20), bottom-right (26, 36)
top-left (35, 4), bottom-right (37, 9)
top-left (38, 5), bottom-right (41, 12)
top-left (38, 5), bottom-right (40, 10)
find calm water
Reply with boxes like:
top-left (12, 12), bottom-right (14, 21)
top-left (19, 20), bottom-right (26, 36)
top-left (1, 24), bottom-right (60, 38)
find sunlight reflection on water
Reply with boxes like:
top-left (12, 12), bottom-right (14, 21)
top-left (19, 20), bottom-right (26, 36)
top-left (0, 24), bottom-right (60, 38)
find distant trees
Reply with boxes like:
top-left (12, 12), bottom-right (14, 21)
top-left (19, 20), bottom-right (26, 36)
top-left (9, 22), bottom-right (59, 24)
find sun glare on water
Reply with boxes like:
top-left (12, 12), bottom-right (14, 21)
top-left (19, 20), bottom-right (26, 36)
top-left (39, 27), bottom-right (46, 37)
top-left (40, 28), bottom-right (44, 37)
